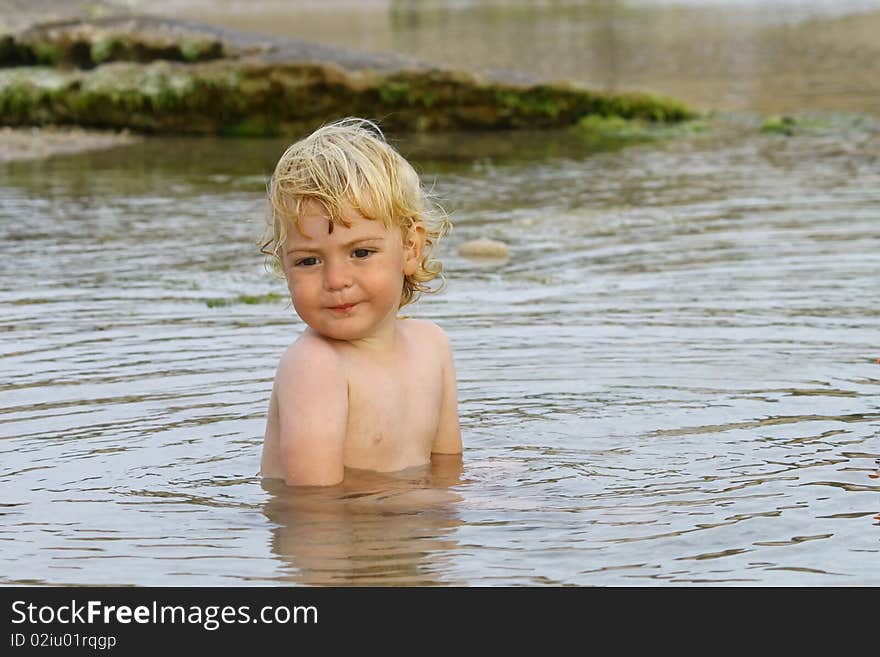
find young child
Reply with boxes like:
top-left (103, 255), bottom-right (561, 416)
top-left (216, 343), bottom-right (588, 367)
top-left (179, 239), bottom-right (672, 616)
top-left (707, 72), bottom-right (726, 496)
top-left (259, 118), bottom-right (462, 486)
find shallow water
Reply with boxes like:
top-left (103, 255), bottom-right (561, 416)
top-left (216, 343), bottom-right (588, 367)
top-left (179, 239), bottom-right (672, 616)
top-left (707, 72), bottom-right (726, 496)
top-left (1, 112), bottom-right (878, 585)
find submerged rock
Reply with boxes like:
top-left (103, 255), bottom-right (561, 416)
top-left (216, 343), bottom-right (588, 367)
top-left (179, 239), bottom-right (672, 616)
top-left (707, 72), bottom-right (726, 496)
top-left (761, 115), bottom-right (798, 136)
top-left (458, 238), bottom-right (510, 259)
top-left (0, 15), bottom-right (696, 135)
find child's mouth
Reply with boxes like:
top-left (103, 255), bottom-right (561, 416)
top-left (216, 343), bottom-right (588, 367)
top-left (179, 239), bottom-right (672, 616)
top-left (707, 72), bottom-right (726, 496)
top-left (328, 303), bottom-right (358, 313)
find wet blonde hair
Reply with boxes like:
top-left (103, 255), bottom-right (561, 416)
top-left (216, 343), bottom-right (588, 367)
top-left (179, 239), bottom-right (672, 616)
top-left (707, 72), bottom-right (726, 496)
top-left (262, 117), bottom-right (450, 308)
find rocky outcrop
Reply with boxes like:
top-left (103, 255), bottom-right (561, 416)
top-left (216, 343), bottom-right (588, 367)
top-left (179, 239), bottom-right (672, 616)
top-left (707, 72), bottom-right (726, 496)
top-left (0, 15), bottom-right (695, 135)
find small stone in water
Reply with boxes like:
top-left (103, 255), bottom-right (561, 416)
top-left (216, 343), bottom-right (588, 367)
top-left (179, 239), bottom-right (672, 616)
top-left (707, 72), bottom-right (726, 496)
top-left (458, 237), bottom-right (509, 258)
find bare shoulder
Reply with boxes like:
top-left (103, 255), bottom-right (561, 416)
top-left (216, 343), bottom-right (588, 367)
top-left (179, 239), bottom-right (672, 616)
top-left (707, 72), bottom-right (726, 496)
top-left (400, 318), bottom-right (452, 353)
top-left (277, 329), bottom-right (344, 378)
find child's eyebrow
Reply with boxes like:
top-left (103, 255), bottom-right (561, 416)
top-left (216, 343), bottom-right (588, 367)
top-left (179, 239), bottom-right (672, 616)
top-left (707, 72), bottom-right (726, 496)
top-left (286, 236), bottom-right (385, 255)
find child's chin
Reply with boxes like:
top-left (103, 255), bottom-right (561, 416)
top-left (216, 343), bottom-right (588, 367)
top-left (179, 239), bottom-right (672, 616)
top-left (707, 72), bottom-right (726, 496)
top-left (325, 330), bottom-right (363, 341)
top-left (314, 323), bottom-right (371, 342)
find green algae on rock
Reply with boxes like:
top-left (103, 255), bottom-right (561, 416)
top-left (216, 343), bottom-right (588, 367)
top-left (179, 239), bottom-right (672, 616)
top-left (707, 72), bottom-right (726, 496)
top-left (1, 61), bottom-right (696, 135)
top-left (760, 114), bottom-right (833, 136)
top-left (573, 113), bottom-right (707, 149)
top-left (206, 292), bottom-right (286, 308)
top-left (1, 18), bottom-right (225, 69)
top-left (761, 115), bottom-right (798, 136)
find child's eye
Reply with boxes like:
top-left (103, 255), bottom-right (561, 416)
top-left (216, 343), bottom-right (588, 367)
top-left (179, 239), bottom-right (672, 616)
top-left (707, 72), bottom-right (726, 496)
top-left (295, 256), bottom-right (319, 267)
top-left (352, 248), bottom-right (374, 259)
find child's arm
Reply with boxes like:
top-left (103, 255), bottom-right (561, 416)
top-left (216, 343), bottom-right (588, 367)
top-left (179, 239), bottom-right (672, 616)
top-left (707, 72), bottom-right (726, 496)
top-left (431, 328), bottom-right (462, 455)
top-left (275, 341), bottom-right (348, 486)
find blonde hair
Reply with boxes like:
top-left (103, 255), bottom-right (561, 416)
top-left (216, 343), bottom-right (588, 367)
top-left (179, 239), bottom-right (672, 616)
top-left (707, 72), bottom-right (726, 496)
top-left (262, 117), bottom-right (450, 308)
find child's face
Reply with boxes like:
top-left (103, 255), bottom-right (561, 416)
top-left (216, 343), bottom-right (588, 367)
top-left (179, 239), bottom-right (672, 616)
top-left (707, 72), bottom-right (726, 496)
top-left (281, 199), bottom-right (423, 343)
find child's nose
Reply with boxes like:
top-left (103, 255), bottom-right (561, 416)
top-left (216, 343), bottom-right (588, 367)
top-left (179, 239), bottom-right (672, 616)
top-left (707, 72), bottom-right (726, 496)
top-left (323, 259), bottom-right (353, 290)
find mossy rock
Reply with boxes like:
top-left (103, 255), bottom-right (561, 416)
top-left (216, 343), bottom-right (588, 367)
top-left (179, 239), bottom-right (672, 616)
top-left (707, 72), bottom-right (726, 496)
top-left (761, 115), bottom-right (798, 135)
top-left (760, 114), bottom-right (831, 136)
top-left (573, 113), bottom-right (708, 150)
top-left (1, 22), bottom-right (225, 70)
top-left (0, 14), bottom-right (697, 134)
top-left (0, 57), bottom-right (695, 135)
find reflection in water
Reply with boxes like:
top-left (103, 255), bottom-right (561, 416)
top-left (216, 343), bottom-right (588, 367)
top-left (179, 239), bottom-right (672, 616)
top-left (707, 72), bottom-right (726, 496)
top-left (261, 455), bottom-right (465, 585)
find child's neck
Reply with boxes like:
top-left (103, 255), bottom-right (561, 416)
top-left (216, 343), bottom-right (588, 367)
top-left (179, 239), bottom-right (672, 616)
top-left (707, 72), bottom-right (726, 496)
top-left (345, 317), bottom-right (402, 354)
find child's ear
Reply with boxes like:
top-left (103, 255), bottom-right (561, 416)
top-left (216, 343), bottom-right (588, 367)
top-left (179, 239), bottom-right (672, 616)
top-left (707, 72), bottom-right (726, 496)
top-left (403, 223), bottom-right (426, 276)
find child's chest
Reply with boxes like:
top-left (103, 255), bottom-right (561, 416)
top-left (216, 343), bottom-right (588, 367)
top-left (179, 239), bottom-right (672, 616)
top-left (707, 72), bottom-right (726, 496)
top-left (341, 356), bottom-right (443, 471)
